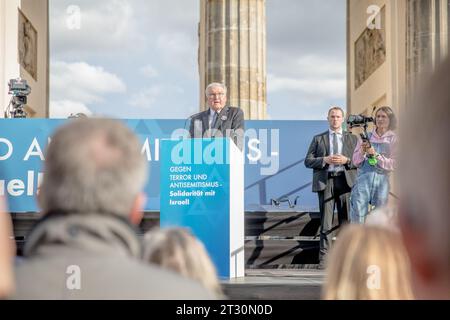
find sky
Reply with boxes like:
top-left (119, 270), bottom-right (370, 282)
top-left (49, 0), bottom-right (346, 120)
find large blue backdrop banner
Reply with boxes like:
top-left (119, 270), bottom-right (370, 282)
top-left (0, 119), bottom-right (328, 213)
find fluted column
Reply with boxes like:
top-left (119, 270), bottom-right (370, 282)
top-left (406, 0), bottom-right (449, 96)
top-left (199, 0), bottom-right (267, 119)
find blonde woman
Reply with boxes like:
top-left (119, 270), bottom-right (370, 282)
top-left (142, 227), bottom-right (223, 297)
top-left (350, 106), bottom-right (398, 224)
top-left (323, 224), bottom-right (413, 300)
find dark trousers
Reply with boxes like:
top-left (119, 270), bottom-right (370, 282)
top-left (317, 173), bottom-right (351, 261)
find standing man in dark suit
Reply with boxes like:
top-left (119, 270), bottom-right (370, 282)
top-left (189, 83), bottom-right (244, 150)
top-left (305, 106), bottom-right (358, 269)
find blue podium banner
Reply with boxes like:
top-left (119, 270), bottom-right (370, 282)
top-left (160, 139), bottom-right (234, 278)
top-left (0, 119), bottom-right (328, 213)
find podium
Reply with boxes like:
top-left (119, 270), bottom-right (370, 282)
top-left (160, 138), bottom-right (244, 279)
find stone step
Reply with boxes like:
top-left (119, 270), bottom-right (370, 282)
top-left (245, 211), bottom-right (321, 238)
top-left (221, 269), bottom-right (324, 300)
top-left (245, 239), bottom-right (319, 267)
top-left (11, 211), bottom-right (323, 266)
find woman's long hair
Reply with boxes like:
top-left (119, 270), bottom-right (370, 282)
top-left (323, 224), bottom-right (413, 300)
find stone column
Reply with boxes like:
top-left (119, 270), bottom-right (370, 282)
top-left (199, 0), bottom-right (267, 119)
top-left (406, 0), bottom-right (449, 97)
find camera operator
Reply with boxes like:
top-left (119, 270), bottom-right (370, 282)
top-left (349, 106), bottom-right (398, 224)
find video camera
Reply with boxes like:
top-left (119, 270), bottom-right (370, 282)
top-left (347, 114), bottom-right (374, 140)
top-left (346, 115), bottom-right (374, 128)
top-left (5, 78), bottom-right (31, 118)
top-left (347, 113), bottom-right (378, 165)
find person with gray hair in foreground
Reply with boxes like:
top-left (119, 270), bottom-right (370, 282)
top-left (398, 58), bottom-right (450, 300)
top-left (13, 118), bottom-right (214, 299)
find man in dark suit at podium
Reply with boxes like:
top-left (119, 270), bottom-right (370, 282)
top-left (305, 106), bottom-right (358, 269)
top-left (189, 83), bottom-right (244, 150)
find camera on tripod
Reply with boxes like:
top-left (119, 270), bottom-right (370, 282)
top-left (5, 78), bottom-right (31, 118)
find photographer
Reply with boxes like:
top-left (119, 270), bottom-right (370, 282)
top-left (349, 107), bottom-right (398, 224)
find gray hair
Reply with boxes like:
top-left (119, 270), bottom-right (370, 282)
top-left (205, 83), bottom-right (227, 97)
top-left (39, 118), bottom-right (148, 218)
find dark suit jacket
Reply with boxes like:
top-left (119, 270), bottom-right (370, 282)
top-left (304, 130), bottom-right (358, 192)
top-left (189, 106), bottom-right (244, 149)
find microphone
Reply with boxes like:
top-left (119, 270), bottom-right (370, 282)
top-left (184, 110), bottom-right (205, 137)
top-left (370, 105), bottom-right (377, 115)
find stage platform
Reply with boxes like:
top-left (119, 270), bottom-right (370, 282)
top-left (12, 210), bottom-right (326, 267)
top-left (221, 269), bottom-right (325, 300)
top-left (12, 213), bottom-right (326, 300)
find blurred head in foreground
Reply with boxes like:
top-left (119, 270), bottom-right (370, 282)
top-left (398, 58), bottom-right (450, 299)
top-left (143, 227), bottom-right (223, 296)
top-left (39, 118), bottom-right (148, 224)
top-left (14, 119), bottom-right (214, 299)
top-left (323, 224), bottom-right (413, 300)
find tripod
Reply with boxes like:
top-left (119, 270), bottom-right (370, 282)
top-left (4, 96), bottom-right (27, 118)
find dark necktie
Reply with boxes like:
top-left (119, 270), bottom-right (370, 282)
top-left (211, 112), bottom-right (219, 129)
top-left (332, 132), bottom-right (338, 155)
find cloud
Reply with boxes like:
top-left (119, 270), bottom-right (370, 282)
top-left (264, 0), bottom-right (346, 119)
top-left (51, 61), bottom-right (126, 104)
top-left (267, 0), bottom-right (346, 58)
top-left (50, 100), bottom-right (93, 118)
top-left (269, 75), bottom-right (345, 99)
top-left (50, 0), bottom-right (145, 58)
top-left (50, 0), bottom-right (199, 60)
top-left (48, 0), bottom-right (346, 120)
top-left (50, 60), bottom-right (126, 117)
top-left (156, 33), bottom-right (198, 76)
top-left (295, 55), bottom-right (345, 79)
top-left (267, 54), bottom-right (346, 106)
top-left (140, 65), bottom-right (159, 78)
top-left (129, 85), bottom-right (185, 109)
top-left (129, 86), bottom-right (163, 109)
top-left (265, 54), bottom-right (346, 120)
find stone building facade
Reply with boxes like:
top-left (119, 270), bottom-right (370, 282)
top-left (347, 0), bottom-right (449, 117)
